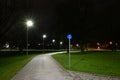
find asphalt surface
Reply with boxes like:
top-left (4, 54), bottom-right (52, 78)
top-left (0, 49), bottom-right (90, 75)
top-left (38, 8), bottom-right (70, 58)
top-left (11, 52), bottom-right (74, 80)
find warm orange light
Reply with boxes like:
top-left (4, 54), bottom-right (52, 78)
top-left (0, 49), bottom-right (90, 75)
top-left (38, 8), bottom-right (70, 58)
top-left (109, 41), bottom-right (112, 45)
top-left (97, 42), bottom-right (100, 45)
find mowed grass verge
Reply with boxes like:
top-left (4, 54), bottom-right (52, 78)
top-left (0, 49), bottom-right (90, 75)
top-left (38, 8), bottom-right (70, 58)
top-left (0, 51), bottom-right (39, 80)
top-left (52, 51), bottom-right (120, 76)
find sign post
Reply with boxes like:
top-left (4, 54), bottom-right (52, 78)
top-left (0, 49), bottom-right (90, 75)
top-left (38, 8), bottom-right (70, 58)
top-left (67, 34), bottom-right (72, 70)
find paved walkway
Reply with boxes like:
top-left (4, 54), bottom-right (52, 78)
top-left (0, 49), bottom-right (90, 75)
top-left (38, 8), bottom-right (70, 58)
top-left (11, 52), bottom-right (74, 80)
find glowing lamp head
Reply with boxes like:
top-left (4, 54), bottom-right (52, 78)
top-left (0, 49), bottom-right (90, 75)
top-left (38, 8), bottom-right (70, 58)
top-left (52, 39), bottom-right (55, 43)
top-left (26, 20), bottom-right (33, 27)
top-left (60, 41), bottom-right (63, 45)
top-left (109, 41), bottom-right (112, 45)
top-left (43, 34), bottom-right (46, 39)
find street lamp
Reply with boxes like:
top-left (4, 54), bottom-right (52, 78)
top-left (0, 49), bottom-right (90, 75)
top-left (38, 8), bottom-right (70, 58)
top-left (60, 41), bottom-right (63, 45)
top-left (52, 39), bottom-right (55, 49)
top-left (52, 39), bottom-right (55, 43)
top-left (26, 20), bottom-right (34, 56)
top-left (60, 41), bottom-right (63, 49)
top-left (43, 34), bottom-right (46, 52)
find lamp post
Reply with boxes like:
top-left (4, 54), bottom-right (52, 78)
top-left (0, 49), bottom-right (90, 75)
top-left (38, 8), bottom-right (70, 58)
top-left (52, 39), bottom-right (55, 49)
top-left (52, 39), bottom-right (55, 43)
top-left (60, 41), bottom-right (63, 49)
top-left (26, 20), bottom-right (33, 56)
top-left (43, 34), bottom-right (46, 52)
top-left (60, 41), bottom-right (63, 45)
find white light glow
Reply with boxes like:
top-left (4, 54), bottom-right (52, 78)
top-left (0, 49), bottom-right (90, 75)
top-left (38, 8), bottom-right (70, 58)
top-left (5, 43), bottom-right (9, 48)
top-left (60, 41), bottom-right (63, 45)
top-left (43, 34), bottom-right (46, 38)
top-left (52, 39), bottom-right (55, 43)
top-left (26, 20), bottom-right (33, 27)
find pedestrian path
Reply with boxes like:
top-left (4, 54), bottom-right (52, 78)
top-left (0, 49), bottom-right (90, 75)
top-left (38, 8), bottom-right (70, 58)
top-left (12, 52), bottom-right (74, 80)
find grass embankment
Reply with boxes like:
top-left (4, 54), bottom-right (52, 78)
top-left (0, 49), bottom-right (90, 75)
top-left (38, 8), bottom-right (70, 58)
top-left (0, 51), bottom-right (39, 80)
top-left (52, 51), bottom-right (120, 76)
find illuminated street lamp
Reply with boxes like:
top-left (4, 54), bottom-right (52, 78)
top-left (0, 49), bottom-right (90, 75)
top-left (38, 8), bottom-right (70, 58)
top-left (43, 34), bottom-right (46, 52)
top-left (60, 41), bottom-right (63, 45)
top-left (60, 41), bottom-right (63, 49)
top-left (109, 41), bottom-right (113, 51)
top-left (109, 41), bottom-right (112, 45)
top-left (97, 42), bottom-right (100, 49)
top-left (52, 39), bottom-right (55, 43)
top-left (26, 20), bottom-right (33, 27)
top-left (26, 20), bottom-right (34, 56)
top-left (52, 39), bottom-right (55, 49)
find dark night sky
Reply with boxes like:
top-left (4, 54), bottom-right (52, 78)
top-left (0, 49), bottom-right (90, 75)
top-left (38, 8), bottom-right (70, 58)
top-left (0, 0), bottom-right (120, 46)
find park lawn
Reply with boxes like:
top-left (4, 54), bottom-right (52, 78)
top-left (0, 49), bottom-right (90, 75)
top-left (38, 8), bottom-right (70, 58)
top-left (0, 53), bottom-right (38, 80)
top-left (52, 51), bottom-right (120, 76)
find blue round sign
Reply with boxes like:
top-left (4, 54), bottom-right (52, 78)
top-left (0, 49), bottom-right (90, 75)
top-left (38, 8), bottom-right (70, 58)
top-left (67, 34), bottom-right (72, 40)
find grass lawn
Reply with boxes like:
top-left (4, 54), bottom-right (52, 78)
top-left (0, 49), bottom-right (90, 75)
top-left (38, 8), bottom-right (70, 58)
top-left (52, 51), bottom-right (120, 76)
top-left (0, 51), bottom-right (39, 80)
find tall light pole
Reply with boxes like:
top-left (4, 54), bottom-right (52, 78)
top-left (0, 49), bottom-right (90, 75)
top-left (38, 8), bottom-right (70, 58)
top-left (60, 41), bottom-right (63, 49)
top-left (26, 20), bottom-right (33, 56)
top-left (52, 39), bottom-right (55, 49)
top-left (43, 34), bottom-right (46, 52)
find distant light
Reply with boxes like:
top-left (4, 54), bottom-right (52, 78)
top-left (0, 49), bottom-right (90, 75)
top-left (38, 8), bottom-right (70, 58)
top-left (5, 43), bottom-right (9, 48)
top-left (76, 44), bottom-right (79, 47)
top-left (43, 34), bottom-right (46, 39)
top-left (97, 42), bottom-right (100, 45)
top-left (26, 20), bottom-right (33, 27)
top-left (109, 41), bottom-right (112, 45)
top-left (60, 41), bottom-right (63, 45)
top-left (52, 39), bottom-right (55, 43)
top-left (97, 46), bottom-right (100, 49)
top-left (38, 43), bottom-right (41, 46)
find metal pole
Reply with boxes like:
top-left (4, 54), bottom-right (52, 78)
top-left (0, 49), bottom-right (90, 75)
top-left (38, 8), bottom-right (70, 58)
top-left (26, 27), bottom-right (28, 56)
top-left (68, 39), bottom-right (71, 70)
